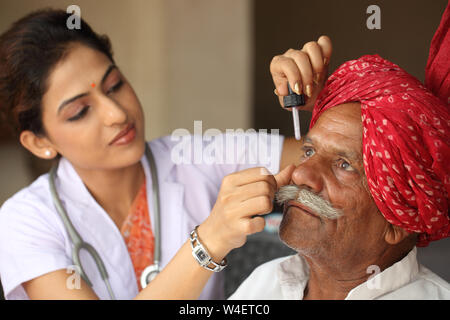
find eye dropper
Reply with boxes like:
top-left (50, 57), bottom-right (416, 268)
top-left (283, 83), bottom-right (305, 140)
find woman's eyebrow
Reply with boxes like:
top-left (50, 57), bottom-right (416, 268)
top-left (100, 64), bottom-right (117, 85)
top-left (57, 64), bottom-right (117, 115)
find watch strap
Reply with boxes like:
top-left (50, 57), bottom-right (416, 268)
top-left (189, 225), bottom-right (227, 272)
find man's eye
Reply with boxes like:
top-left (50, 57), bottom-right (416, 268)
top-left (339, 160), bottom-right (354, 171)
top-left (304, 148), bottom-right (315, 157)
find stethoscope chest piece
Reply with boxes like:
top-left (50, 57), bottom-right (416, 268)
top-left (140, 263), bottom-right (160, 289)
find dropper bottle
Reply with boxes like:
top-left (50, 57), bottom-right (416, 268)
top-left (283, 83), bottom-right (305, 140)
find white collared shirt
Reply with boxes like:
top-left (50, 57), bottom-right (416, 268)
top-left (0, 133), bottom-right (283, 300)
top-left (229, 247), bottom-right (450, 299)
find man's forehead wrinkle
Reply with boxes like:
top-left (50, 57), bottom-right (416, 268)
top-left (308, 107), bottom-right (364, 161)
top-left (317, 113), bottom-right (362, 136)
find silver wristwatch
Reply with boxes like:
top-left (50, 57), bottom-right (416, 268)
top-left (189, 225), bottom-right (227, 272)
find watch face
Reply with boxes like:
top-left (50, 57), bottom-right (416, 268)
top-left (196, 249), bottom-right (207, 262)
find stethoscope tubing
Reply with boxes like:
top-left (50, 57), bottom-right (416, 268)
top-left (48, 143), bottom-right (160, 299)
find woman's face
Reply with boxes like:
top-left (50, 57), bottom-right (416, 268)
top-left (40, 42), bottom-right (146, 170)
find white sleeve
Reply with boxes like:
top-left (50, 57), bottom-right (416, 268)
top-left (228, 257), bottom-right (286, 300)
top-left (0, 195), bottom-right (72, 299)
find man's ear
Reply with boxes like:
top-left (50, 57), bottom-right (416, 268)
top-left (384, 224), bottom-right (412, 245)
top-left (20, 130), bottom-right (57, 160)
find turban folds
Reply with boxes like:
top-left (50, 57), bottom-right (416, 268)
top-left (310, 55), bottom-right (450, 247)
top-left (425, 2), bottom-right (450, 106)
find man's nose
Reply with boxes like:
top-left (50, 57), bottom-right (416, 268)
top-left (98, 95), bottom-right (127, 126)
top-left (291, 158), bottom-right (324, 194)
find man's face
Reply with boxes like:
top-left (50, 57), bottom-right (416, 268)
top-left (279, 103), bottom-right (391, 266)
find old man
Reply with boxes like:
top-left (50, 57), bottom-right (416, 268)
top-left (230, 6), bottom-right (449, 297)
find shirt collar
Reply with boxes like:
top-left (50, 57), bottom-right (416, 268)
top-left (277, 254), bottom-right (309, 299)
top-left (276, 247), bottom-right (419, 300)
top-left (56, 156), bottom-right (91, 206)
top-left (345, 247), bottom-right (419, 299)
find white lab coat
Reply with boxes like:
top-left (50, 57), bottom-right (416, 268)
top-left (0, 133), bottom-right (283, 300)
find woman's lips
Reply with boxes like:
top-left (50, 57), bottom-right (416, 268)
top-left (109, 123), bottom-right (136, 146)
top-left (286, 200), bottom-right (319, 218)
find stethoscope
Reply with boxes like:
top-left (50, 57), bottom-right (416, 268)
top-left (48, 144), bottom-right (161, 300)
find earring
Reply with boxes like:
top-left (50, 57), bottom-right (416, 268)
top-left (45, 150), bottom-right (52, 157)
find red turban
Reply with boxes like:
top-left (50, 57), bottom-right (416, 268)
top-left (425, 2), bottom-right (450, 106)
top-left (310, 54), bottom-right (450, 247)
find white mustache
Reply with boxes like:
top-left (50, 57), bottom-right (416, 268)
top-left (275, 185), bottom-right (342, 220)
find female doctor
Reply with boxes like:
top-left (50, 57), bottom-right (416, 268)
top-left (0, 9), bottom-right (331, 299)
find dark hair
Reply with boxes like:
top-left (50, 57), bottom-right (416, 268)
top-left (0, 8), bottom-right (115, 137)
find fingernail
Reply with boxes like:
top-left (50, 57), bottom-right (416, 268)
top-left (306, 84), bottom-right (312, 97)
top-left (313, 73), bottom-right (320, 85)
top-left (294, 82), bottom-right (301, 95)
top-left (274, 88), bottom-right (279, 96)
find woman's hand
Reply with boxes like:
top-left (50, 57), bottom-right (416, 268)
top-left (270, 35), bottom-right (333, 112)
top-left (198, 165), bottom-right (295, 261)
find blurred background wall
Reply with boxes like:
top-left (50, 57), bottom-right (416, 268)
top-left (253, 0), bottom-right (448, 136)
top-left (0, 0), bottom-right (252, 201)
top-left (0, 0), bottom-right (448, 297)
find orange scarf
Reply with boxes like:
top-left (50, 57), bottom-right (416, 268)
top-left (120, 180), bottom-right (154, 291)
